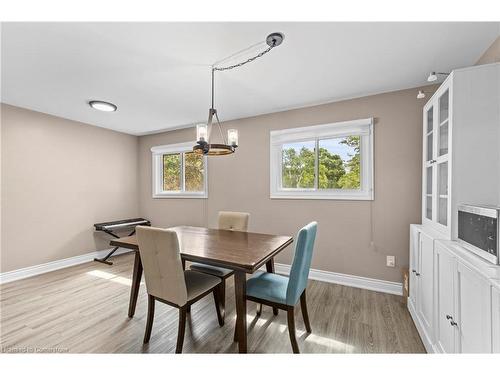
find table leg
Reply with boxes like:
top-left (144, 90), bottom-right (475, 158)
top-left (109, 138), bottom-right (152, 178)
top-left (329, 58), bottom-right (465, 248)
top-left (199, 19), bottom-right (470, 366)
top-left (128, 251), bottom-right (143, 318)
top-left (265, 258), bottom-right (279, 316)
top-left (234, 271), bottom-right (247, 353)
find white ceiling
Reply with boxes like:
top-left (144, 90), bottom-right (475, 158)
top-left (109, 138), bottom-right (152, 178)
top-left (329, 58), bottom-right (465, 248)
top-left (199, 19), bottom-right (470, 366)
top-left (1, 22), bottom-right (499, 135)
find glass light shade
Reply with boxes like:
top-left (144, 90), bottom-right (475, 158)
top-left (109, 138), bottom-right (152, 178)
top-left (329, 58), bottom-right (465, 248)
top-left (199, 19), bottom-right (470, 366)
top-left (196, 124), bottom-right (208, 142)
top-left (417, 90), bottom-right (426, 99)
top-left (227, 129), bottom-right (238, 146)
top-left (427, 72), bottom-right (437, 82)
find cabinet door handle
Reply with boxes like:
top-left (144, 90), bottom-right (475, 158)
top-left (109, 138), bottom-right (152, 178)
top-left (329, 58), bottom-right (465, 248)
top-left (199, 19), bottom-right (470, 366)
top-left (412, 269), bottom-right (416, 273)
top-left (446, 315), bottom-right (452, 320)
top-left (450, 320), bottom-right (458, 327)
top-left (415, 272), bottom-right (421, 276)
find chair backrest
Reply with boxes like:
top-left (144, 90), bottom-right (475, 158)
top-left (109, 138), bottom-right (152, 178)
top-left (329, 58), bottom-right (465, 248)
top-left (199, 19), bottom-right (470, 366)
top-left (136, 226), bottom-right (187, 306)
top-left (218, 211), bottom-right (250, 231)
top-left (286, 222), bottom-right (318, 306)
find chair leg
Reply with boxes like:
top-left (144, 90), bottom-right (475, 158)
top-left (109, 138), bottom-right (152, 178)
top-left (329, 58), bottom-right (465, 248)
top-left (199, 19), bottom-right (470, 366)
top-left (300, 290), bottom-right (312, 333)
top-left (176, 306), bottom-right (187, 353)
top-left (256, 303), bottom-right (262, 316)
top-left (219, 280), bottom-right (226, 322)
top-left (143, 294), bottom-right (155, 344)
top-left (213, 286), bottom-right (224, 327)
top-left (287, 307), bottom-right (300, 354)
top-left (233, 321), bottom-right (239, 342)
top-left (186, 305), bottom-right (191, 314)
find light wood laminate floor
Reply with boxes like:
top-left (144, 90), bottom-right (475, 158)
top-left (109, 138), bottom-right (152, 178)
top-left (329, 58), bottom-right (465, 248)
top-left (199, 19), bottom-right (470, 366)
top-left (0, 253), bottom-right (425, 353)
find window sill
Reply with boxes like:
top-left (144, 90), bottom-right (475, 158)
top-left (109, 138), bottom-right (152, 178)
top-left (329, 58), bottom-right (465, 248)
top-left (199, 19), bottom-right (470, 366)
top-left (152, 193), bottom-right (207, 199)
top-left (270, 191), bottom-right (373, 201)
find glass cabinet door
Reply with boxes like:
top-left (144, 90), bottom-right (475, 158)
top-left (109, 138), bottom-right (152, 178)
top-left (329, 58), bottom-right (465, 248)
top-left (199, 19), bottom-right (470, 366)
top-left (426, 106), bottom-right (434, 162)
top-left (422, 80), bottom-right (451, 235)
top-left (438, 89), bottom-right (449, 157)
top-left (436, 89), bottom-right (450, 226)
top-left (437, 161), bottom-right (448, 225)
top-left (424, 106), bottom-right (434, 221)
top-left (425, 166), bottom-right (433, 220)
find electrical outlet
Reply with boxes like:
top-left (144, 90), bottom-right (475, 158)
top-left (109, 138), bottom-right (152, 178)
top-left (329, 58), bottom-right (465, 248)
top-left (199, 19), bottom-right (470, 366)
top-left (386, 256), bottom-right (395, 267)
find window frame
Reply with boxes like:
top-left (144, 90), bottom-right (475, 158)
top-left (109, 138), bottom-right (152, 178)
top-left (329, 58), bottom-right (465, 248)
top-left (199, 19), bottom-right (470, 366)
top-left (151, 141), bottom-right (208, 199)
top-left (270, 118), bottom-right (374, 200)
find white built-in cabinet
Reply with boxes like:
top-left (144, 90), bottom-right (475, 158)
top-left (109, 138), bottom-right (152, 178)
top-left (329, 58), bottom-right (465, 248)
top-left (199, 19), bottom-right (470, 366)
top-left (492, 284), bottom-right (500, 353)
top-left (421, 63), bottom-right (500, 240)
top-left (416, 231), bottom-right (434, 339)
top-left (434, 242), bottom-right (456, 353)
top-left (409, 62), bottom-right (500, 353)
top-left (434, 241), bottom-right (493, 353)
top-left (409, 226), bottom-right (500, 353)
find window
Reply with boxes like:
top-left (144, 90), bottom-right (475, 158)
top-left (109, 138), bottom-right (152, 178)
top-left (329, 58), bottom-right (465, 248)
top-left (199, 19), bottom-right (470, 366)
top-left (151, 142), bottom-right (207, 198)
top-left (270, 118), bottom-right (373, 200)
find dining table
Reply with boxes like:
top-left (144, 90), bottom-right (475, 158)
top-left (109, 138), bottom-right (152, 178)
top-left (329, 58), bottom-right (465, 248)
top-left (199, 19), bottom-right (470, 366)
top-left (109, 225), bottom-right (293, 353)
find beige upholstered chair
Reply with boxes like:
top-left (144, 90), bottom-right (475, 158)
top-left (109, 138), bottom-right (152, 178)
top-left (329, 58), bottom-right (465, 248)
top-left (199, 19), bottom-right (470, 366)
top-left (189, 211), bottom-right (250, 320)
top-left (136, 226), bottom-right (223, 353)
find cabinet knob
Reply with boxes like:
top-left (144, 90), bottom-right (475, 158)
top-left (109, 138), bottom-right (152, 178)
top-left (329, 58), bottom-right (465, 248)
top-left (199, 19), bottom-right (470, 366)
top-left (412, 269), bottom-right (416, 273)
top-left (446, 315), bottom-right (452, 320)
top-left (450, 320), bottom-right (458, 327)
top-left (415, 272), bottom-right (421, 276)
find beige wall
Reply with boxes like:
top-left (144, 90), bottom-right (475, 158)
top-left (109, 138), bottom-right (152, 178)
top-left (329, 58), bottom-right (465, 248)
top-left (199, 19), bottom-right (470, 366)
top-left (1, 104), bottom-right (139, 272)
top-left (139, 86), bottom-right (432, 283)
top-left (476, 36), bottom-right (500, 65)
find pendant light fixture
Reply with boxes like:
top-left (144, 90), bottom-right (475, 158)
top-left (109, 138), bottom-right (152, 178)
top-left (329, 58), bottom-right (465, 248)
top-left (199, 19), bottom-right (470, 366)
top-left (427, 71), bottom-right (450, 82)
top-left (193, 32), bottom-right (285, 156)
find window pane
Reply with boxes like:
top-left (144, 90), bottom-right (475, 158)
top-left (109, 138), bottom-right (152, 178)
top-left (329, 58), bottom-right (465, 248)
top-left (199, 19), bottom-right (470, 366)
top-left (163, 153), bottom-right (181, 191)
top-left (184, 152), bottom-right (204, 192)
top-left (319, 136), bottom-right (361, 190)
top-left (281, 141), bottom-right (315, 188)
top-left (426, 106), bottom-right (433, 133)
top-left (439, 89), bottom-right (449, 124)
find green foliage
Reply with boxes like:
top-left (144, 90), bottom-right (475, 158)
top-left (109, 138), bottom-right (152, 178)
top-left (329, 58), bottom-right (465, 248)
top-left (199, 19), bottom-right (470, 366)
top-left (163, 152), bottom-right (204, 192)
top-left (319, 148), bottom-right (345, 188)
top-left (338, 136), bottom-right (361, 189)
top-left (281, 136), bottom-right (360, 190)
top-left (184, 152), bottom-right (204, 191)
top-left (163, 153), bottom-right (181, 191)
top-left (282, 146), bottom-right (315, 188)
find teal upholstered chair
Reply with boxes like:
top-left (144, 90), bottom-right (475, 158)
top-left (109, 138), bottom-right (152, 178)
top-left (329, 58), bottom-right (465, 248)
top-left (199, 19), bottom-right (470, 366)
top-left (244, 221), bottom-right (317, 353)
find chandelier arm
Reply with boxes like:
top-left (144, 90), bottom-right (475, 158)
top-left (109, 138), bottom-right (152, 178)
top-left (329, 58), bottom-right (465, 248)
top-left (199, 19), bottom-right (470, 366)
top-left (214, 111), bottom-right (227, 144)
top-left (211, 68), bottom-right (215, 109)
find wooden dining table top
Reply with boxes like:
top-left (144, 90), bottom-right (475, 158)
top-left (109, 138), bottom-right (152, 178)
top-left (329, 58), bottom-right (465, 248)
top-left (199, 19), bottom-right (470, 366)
top-left (110, 225), bottom-right (294, 273)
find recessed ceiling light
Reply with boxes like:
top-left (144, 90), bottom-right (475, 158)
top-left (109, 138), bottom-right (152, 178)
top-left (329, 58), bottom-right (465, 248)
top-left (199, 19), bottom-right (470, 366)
top-left (89, 100), bottom-right (117, 112)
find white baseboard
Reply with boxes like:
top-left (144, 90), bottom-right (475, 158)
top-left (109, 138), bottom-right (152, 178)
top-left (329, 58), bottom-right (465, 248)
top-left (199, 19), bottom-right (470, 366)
top-left (273, 262), bottom-right (403, 296)
top-left (0, 248), bottom-right (132, 285)
top-left (1, 251), bottom-right (402, 297)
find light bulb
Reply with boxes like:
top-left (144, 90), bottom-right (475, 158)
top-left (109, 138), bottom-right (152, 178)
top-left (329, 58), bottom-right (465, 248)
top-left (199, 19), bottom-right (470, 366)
top-left (227, 129), bottom-right (238, 147)
top-left (196, 124), bottom-right (208, 143)
top-left (417, 90), bottom-right (426, 99)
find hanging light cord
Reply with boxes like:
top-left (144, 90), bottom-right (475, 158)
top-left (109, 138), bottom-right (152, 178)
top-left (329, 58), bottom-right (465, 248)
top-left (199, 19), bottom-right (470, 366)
top-left (208, 39), bottom-right (279, 144)
top-left (212, 43), bottom-right (275, 72)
